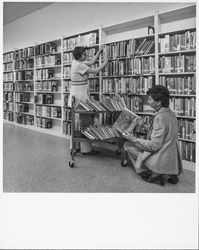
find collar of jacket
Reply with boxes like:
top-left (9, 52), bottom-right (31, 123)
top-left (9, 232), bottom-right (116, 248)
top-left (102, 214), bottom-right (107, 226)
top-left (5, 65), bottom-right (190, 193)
top-left (154, 107), bottom-right (170, 116)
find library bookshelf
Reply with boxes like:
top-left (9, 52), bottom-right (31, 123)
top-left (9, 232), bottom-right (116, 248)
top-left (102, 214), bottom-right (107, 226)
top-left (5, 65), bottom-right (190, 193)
top-left (3, 5), bottom-right (196, 168)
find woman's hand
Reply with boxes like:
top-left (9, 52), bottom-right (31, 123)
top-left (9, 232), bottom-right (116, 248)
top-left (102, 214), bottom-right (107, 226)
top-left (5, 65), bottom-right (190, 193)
top-left (103, 50), bottom-right (108, 63)
top-left (99, 44), bottom-right (104, 53)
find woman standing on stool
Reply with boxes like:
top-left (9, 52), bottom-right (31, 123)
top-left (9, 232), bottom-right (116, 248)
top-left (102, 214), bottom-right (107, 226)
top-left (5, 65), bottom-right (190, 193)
top-left (122, 85), bottom-right (182, 186)
top-left (68, 45), bottom-right (108, 154)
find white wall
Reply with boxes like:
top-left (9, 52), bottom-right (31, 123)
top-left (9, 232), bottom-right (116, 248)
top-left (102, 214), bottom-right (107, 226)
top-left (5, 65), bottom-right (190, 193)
top-left (3, 2), bottom-right (193, 52)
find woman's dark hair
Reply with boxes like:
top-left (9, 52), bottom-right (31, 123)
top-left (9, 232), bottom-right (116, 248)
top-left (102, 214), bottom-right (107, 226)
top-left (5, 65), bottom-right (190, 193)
top-left (73, 46), bottom-right (87, 60)
top-left (146, 85), bottom-right (170, 107)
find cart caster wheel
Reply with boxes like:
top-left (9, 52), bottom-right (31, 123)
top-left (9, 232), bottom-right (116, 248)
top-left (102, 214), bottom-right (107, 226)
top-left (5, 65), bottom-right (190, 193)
top-left (116, 149), bottom-right (121, 155)
top-left (121, 160), bottom-right (127, 167)
top-left (69, 161), bottom-right (75, 168)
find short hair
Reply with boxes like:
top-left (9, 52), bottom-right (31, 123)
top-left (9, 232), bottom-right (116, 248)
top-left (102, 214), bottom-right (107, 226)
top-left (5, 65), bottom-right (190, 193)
top-left (73, 46), bottom-right (87, 60)
top-left (146, 85), bottom-right (170, 107)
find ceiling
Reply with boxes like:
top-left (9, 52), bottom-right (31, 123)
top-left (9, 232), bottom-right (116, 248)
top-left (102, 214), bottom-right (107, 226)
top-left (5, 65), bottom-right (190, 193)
top-left (3, 2), bottom-right (53, 25)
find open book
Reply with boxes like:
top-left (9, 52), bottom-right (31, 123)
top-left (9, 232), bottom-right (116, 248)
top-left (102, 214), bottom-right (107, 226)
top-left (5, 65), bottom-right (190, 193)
top-left (113, 108), bottom-right (140, 134)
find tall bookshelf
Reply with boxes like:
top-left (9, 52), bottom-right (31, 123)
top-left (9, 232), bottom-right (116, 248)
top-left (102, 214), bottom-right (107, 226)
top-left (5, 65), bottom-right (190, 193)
top-left (157, 5), bottom-right (196, 163)
top-left (14, 46), bottom-right (35, 127)
top-left (34, 39), bottom-right (62, 136)
top-left (3, 5), bottom-right (196, 167)
top-left (3, 51), bottom-right (15, 122)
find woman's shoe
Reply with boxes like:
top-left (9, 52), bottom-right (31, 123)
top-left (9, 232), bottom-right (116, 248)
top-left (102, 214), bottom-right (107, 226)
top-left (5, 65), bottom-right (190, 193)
top-left (142, 174), bottom-right (165, 186)
top-left (167, 175), bottom-right (179, 184)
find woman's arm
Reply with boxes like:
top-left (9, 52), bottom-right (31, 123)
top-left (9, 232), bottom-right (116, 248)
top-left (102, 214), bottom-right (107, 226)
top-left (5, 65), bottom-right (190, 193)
top-left (86, 50), bottom-right (108, 74)
top-left (84, 45), bottom-right (104, 66)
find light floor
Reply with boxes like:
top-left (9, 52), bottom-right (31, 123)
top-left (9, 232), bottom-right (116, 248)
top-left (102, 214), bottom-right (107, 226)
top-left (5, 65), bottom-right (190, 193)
top-left (3, 122), bottom-right (195, 192)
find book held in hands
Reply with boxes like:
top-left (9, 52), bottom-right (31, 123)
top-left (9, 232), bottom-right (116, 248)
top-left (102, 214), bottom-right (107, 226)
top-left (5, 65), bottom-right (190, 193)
top-left (113, 108), bottom-right (140, 134)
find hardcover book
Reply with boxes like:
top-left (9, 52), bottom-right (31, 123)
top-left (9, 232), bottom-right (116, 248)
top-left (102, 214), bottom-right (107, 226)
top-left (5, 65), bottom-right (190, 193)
top-left (113, 108), bottom-right (140, 134)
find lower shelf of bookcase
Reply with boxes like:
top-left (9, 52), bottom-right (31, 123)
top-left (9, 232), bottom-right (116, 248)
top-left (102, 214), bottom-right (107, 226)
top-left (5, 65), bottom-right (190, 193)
top-left (3, 119), bottom-right (63, 138)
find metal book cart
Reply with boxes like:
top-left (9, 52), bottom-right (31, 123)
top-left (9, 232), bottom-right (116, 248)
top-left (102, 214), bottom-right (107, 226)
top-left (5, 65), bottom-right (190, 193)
top-left (68, 96), bottom-right (123, 168)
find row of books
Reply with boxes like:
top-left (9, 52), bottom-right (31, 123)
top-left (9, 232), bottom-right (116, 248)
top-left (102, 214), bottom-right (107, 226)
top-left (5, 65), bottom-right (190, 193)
top-left (63, 66), bottom-right (71, 79)
top-left (63, 121), bottom-right (71, 135)
top-left (103, 57), bottom-right (155, 76)
top-left (179, 141), bottom-right (195, 162)
top-left (14, 92), bottom-right (30, 102)
top-left (63, 32), bottom-right (99, 51)
top-left (3, 52), bottom-right (14, 63)
top-left (35, 94), bottom-right (54, 105)
top-left (15, 70), bottom-right (34, 81)
top-left (3, 62), bottom-right (13, 71)
top-left (102, 76), bottom-right (154, 94)
top-left (81, 125), bottom-right (120, 141)
top-left (159, 55), bottom-right (196, 73)
top-left (35, 105), bottom-right (61, 118)
top-left (131, 57), bottom-right (155, 74)
top-left (3, 92), bottom-right (13, 102)
top-left (35, 43), bottom-right (57, 56)
top-left (104, 38), bottom-right (155, 59)
top-left (15, 82), bottom-right (34, 92)
top-left (170, 97), bottom-right (195, 117)
top-left (35, 117), bottom-right (52, 128)
top-left (100, 112), bottom-right (120, 126)
top-left (158, 30), bottom-right (196, 53)
top-left (77, 94), bottom-right (126, 112)
top-left (35, 69), bottom-right (54, 80)
top-left (3, 102), bottom-right (14, 111)
top-left (105, 41), bottom-right (133, 58)
top-left (3, 82), bottom-right (14, 91)
top-left (63, 52), bottom-right (73, 64)
top-left (103, 59), bottom-right (133, 76)
top-left (159, 76), bottom-right (196, 95)
top-left (88, 79), bottom-right (99, 92)
top-left (3, 72), bottom-right (14, 81)
top-left (63, 108), bottom-right (72, 121)
top-left (63, 81), bottom-right (70, 92)
top-left (178, 119), bottom-right (195, 141)
top-left (15, 47), bottom-right (34, 60)
top-left (15, 103), bottom-right (29, 113)
top-left (36, 81), bottom-right (58, 92)
top-left (15, 58), bottom-right (34, 70)
top-left (35, 55), bottom-right (61, 68)
top-left (123, 96), bottom-right (144, 113)
top-left (131, 38), bottom-right (155, 55)
top-left (3, 111), bottom-right (14, 121)
top-left (15, 114), bottom-right (34, 125)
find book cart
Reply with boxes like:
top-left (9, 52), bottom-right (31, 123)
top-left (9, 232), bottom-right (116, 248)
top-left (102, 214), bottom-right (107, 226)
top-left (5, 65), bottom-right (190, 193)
top-left (69, 96), bottom-right (123, 168)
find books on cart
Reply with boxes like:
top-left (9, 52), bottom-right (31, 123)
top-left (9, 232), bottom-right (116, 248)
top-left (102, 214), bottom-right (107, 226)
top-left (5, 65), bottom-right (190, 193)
top-left (76, 93), bottom-right (126, 112)
top-left (81, 125), bottom-right (120, 141)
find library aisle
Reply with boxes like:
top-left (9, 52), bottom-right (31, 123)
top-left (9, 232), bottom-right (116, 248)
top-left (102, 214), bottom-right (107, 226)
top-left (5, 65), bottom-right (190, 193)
top-left (3, 122), bottom-right (195, 193)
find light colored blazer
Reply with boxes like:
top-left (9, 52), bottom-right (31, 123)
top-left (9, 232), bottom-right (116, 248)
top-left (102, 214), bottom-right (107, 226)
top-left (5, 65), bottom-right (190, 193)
top-left (133, 107), bottom-right (182, 175)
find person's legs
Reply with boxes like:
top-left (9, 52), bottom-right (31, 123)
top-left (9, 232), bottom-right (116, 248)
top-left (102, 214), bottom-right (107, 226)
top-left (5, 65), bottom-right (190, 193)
top-left (123, 142), bottom-right (149, 175)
